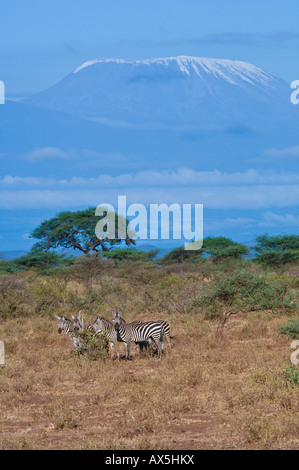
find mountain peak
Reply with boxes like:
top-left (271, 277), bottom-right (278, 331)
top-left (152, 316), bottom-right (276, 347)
top-left (24, 55), bottom-right (290, 130)
top-left (73, 55), bottom-right (276, 86)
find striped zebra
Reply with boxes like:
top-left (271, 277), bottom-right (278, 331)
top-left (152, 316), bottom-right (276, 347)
top-left (55, 314), bottom-right (82, 351)
top-left (82, 314), bottom-right (120, 358)
top-left (71, 311), bottom-right (163, 359)
top-left (89, 313), bottom-right (144, 359)
top-left (71, 313), bottom-right (126, 359)
top-left (71, 311), bottom-right (85, 332)
top-left (71, 312), bottom-right (110, 356)
top-left (112, 310), bottom-right (170, 359)
top-left (152, 320), bottom-right (171, 352)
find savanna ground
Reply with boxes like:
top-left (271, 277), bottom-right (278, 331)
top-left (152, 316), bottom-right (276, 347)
top-left (0, 258), bottom-right (298, 450)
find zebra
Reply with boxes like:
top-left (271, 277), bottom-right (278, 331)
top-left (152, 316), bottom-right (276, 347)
top-left (71, 313), bottom-right (125, 359)
top-left (55, 314), bottom-right (83, 352)
top-left (114, 310), bottom-right (171, 354)
top-left (71, 310), bottom-right (84, 331)
top-left (88, 313), bottom-right (145, 359)
top-left (71, 310), bottom-right (160, 359)
top-left (150, 319), bottom-right (171, 352)
top-left (112, 310), bottom-right (170, 359)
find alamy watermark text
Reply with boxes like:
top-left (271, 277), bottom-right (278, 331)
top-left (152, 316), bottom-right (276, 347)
top-left (95, 196), bottom-right (203, 250)
top-left (291, 80), bottom-right (299, 105)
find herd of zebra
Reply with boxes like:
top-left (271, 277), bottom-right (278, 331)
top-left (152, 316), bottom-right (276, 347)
top-left (55, 310), bottom-right (171, 360)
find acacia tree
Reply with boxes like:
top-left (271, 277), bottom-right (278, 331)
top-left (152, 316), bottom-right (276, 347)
top-left (202, 237), bottom-right (248, 262)
top-left (31, 207), bottom-right (135, 257)
top-left (254, 234), bottom-right (299, 267)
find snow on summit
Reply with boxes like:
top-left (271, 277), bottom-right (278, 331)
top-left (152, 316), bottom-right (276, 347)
top-left (24, 55), bottom-right (290, 130)
top-left (73, 56), bottom-right (276, 86)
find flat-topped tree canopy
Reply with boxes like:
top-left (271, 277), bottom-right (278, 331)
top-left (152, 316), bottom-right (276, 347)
top-left (31, 207), bottom-right (135, 257)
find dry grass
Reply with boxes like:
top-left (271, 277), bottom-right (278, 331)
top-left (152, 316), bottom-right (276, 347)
top-left (0, 305), bottom-right (298, 450)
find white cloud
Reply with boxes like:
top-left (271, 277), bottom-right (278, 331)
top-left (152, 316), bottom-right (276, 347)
top-left (0, 168), bottom-right (299, 211)
top-left (263, 145), bottom-right (299, 158)
top-left (2, 175), bottom-right (67, 186)
top-left (261, 212), bottom-right (299, 226)
top-left (205, 212), bottom-right (299, 231)
top-left (0, 184), bottom-right (299, 210)
top-left (2, 168), bottom-right (299, 188)
top-left (27, 147), bottom-right (69, 162)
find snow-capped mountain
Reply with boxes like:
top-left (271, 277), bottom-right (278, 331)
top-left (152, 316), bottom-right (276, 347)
top-left (24, 56), bottom-right (294, 131)
top-left (2, 56), bottom-right (299, 250)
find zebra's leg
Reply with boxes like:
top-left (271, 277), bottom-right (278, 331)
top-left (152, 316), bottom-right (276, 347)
top-left (112, 341), bottom-right (120, 360)
top-left (123, 341), bottom-right (128, 359)
top-left (152, 339), bottom-right (163, 358)
top-left (160, 328), bottom-right (165, 352)
top-left (126, 340), bottom-right (132, 360)
top-left (109, 341), bottom-right (115, 358)
top-left (135, 341), bottom-right (151, 354)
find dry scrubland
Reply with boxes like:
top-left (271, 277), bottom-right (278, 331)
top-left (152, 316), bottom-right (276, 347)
top-left (0, 258), bottom-right (298, 450)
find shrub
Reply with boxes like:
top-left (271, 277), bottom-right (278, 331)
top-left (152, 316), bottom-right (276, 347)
top-left (160, 246), bottom-right (202, 264)
top-left (192, 269), bottom-right (297, 319)
top-left (14, 251), bottom-right (74, 274)
top-left (29, 277), bottom-right (67, 315)
top-left (67, 289), bottom-right (100, 313)
top-left (75, 328), bottom-right (109, 360)
top-left (0, 274), bottom-right (68, 319)
top-left (67, 255), bottom-right (113, 289)
top-left (103, 248), bottom-right (159, 263)
top-left (0, 275), bottom-right (33, 318)
top-left (282, 365), bottom-right (299, 385)
top-left (277, 319), bottom-right (299, 339)
top-left (0, 260), bottom-right (20, 275)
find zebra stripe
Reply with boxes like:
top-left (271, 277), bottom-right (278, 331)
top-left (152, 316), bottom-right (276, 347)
top-left (70, 311), bottom-right (171, 359)
top-left (55, 314), bottom-right (82, 351)
top-left (154, 320), bottom-right (171, 351)
top-left (71, 313), bottom-right (110, 356)
top-left (112, 311), bottom-right (170, 359)
top-left (89, 314), bottom-right (145, 359)
top-left (88, 315), bottom-right (120, 358)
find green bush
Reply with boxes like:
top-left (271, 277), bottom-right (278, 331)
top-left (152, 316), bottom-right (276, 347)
top-left (67, 255), bottom-right (113, 289)
top-left (192, 269), bottom-right (297, 318)
top-left (160, 246), bottom-right (202, 264)
top-left (0, 274), bottom-right (67, 319)
top-left (75, 328), bottom-right (109, 360)
top-left (254, 234), bottom-right (299, 268)
top-left (0, 260), bottom-right (20, 275)
top-left (103, 248), bottom-right (159, 263)
top-left (29, 277), bottom-right (67, 315)
top-left (14, 251), bottom-right (74, 274)
top-left (277, 319), bottom-right (299, 339)
top-left (0, 276), bottom-right (33, 318)
top-left (282, 365), bottom-right (299, 385)
top-left (202, 237), bottom-right (248, 262)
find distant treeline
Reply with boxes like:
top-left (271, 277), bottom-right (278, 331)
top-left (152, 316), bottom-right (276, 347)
top-left (0, 234), bottom-right (298, 275)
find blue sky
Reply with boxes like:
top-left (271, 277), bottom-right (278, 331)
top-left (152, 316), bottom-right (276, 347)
top-left (2, 0), bottom-right (299, 94)
top-left (1, 1), bottom-right (299, 253)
